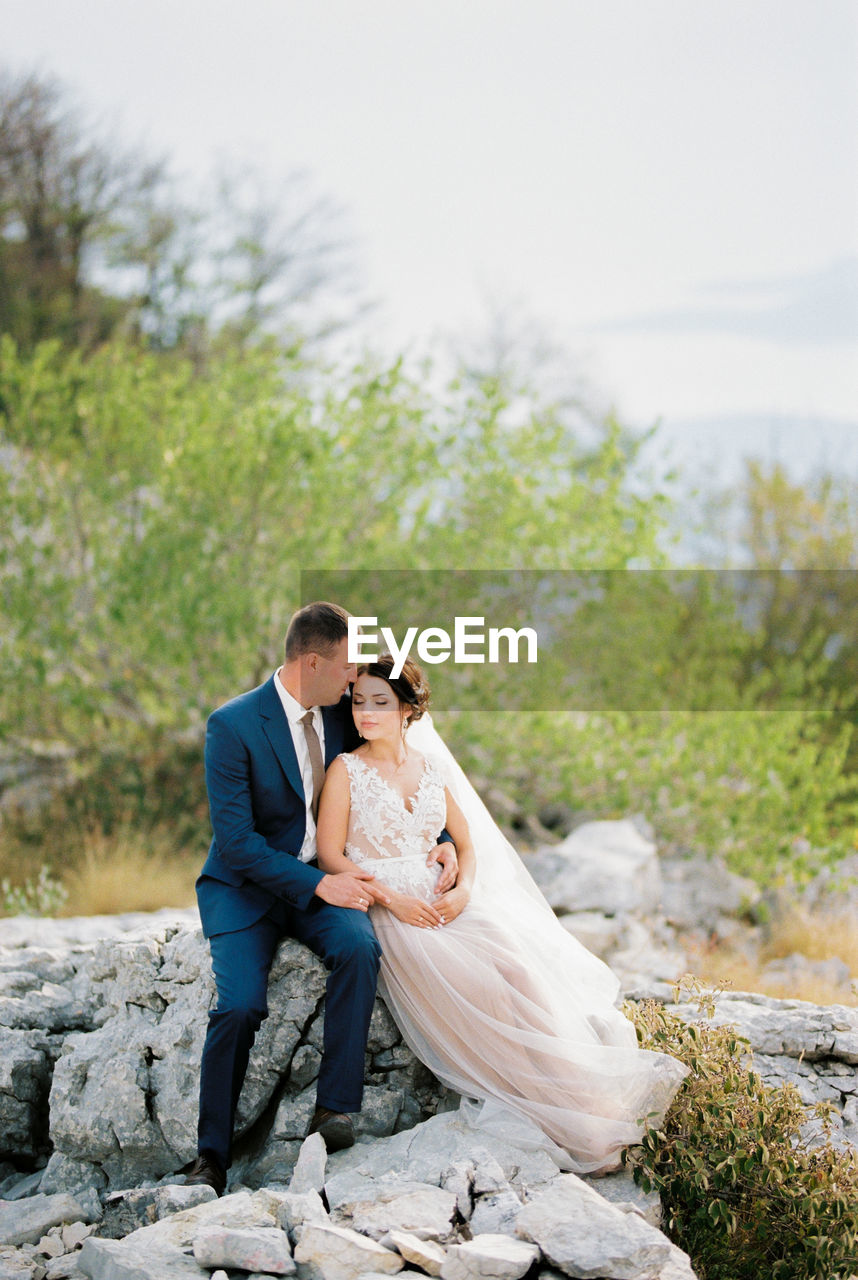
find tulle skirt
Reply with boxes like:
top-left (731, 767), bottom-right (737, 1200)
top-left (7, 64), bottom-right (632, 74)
top-left (366, 854), bottom-right (687, 1174)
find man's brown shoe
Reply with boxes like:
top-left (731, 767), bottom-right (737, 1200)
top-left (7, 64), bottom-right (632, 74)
top-left (308, 1107), bottom-right (355, 1152)
top-left (184, 1153), bottom-right (226, 1197)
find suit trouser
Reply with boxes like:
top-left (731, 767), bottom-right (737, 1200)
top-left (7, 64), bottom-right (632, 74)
top-left (197, 899), bottom-right (381, 1170)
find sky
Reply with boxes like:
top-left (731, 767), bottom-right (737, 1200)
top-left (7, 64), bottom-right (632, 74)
top-left (3, 0), bottom-right (858, 483)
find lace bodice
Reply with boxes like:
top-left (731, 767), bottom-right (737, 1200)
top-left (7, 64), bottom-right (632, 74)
top-left (341, 752), bottom-right (447, 899)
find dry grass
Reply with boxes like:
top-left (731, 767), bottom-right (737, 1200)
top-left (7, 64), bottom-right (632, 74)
top-left (685, 905), bottom-right (858, 1007)
top-left (59, 821), bottom-right (198, 916)
top-left (762, 905), bottom-right (858, 971)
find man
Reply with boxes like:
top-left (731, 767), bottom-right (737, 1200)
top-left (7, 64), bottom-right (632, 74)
top-left (185, 602), bottom-right (456, 1195)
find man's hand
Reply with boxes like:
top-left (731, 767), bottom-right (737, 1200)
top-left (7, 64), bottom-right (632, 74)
top-left (427, 841), bottom-right (458, 893)
top-left (315, 870), bottom-right (391, 910)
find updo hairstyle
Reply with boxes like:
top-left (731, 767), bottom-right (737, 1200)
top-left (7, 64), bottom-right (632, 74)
top-left (357, 653), bottom-right (431, 723)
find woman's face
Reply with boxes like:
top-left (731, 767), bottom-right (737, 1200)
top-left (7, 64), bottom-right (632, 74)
top-left (351, 673), bottom-right (406, 741)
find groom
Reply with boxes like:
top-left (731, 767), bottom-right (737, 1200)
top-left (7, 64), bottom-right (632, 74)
top-left (186, 601), bottom-right (456, 1195)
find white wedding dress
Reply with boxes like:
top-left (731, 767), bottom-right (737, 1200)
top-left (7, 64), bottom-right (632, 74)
top-left (340, 737), bottom-right (687, 1174)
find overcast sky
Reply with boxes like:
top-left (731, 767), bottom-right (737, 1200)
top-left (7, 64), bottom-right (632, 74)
top-left (4, 0), bottom-right (858, 479)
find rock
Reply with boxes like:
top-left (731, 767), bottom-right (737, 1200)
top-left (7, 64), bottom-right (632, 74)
top-left (526, 821), bottom-right (661, 917)
top-left (470, 1155), bottom-right (507, 1197)
top-left (761, 953), bottom-right (852, 996)
top-left (0, 910), bottom-right (199, 950)
top-left (352, 1085), bottom-right (405, 1138)
top-left (0, 1027), bottom-right (52, 1160)
top-left (325, 1110), bottom-right (561, 1210)
top-left (440, 1162), bottom-right (473, 1219)
top-left (294, 1223), bottom-right (403, 1280)
top-left (557, 912), bottom-right (624, 959)
top-left (192, 1225), bottom-right (295, 1274)
top-left (60, 1222), bottom-right (93, 1251)
top-left (39, 1154), bottom-right (106, 1198)
top-left (289, 1133), bottom-right (327, 1194)
top-left (270, 1189), bottom-right (330, 1239)
top-left (99, 1184), bottom-right (218, 1238)
top-left (46, 1254), bottom-right (89, 1279)
top-left (672, 991), bottom-right (858, 1065)
top-left (441, 1235), bottom-right (539, 1280)
top-left (386, 1230), bottom-right (446, 1276)
top-left (0, 1170), bottom-right (45, 1201)
top-left (0, 1247), bottom-right (40, 1279)
top-left (35, 1233), bottom-right (65, 1258)
top-left (77, 1234), bottom-right (205, 1279)
top-left (659, 853), bottom-right (760, 933)
top-left (469, 1189), bottom-right (522, 1237)
top-left (0, 1192), bottom-right (100, 1248)
top-left (656, 1243), bottom-right (697, 1280)
top-left (0, 916), bottom-right (447, 1190)
top-left (516, 1174), bottom-right (671, 1279)
top-left (115, 1189), bottom-right (276, 1250)
top-left (340, 1185), bottom-right (458, 1242)
top-left (271, 1085), bottom-right (322, 1144)
top-left (582, 1168), bottom-right (662, 1229)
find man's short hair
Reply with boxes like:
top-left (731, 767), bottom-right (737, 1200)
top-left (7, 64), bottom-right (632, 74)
top-left (284, 601), bottom-right (350, 662)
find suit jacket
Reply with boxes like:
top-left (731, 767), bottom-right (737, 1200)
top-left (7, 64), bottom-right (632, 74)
top-left (196, 675), bottom-right (360, 938)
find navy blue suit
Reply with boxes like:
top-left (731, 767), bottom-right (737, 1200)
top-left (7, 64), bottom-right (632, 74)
top-left (195, 675), bottom-right (381, 1169)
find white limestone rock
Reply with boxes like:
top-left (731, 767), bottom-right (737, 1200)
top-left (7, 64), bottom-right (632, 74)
top-left (386, 1229), bottom-right (446, 1276)
top-left (342, 1185), bottom-right (458, 1242)
top-left (673, 991), bottom-right (858, 1064)
top-left (515, 1174), bottom-right (672, 1279)
top-left (0, 1192), bottom-right (101, 1248)
top-left (659, 853), bottom-right (760, 933)
top-left (656, 1242), bottom-right (698, 1280)
top-left (526, 820), bottom-right (661, 917)
top-left (0, 1247), bottom-right (41, 1280)
top-left (192, 1224), bottom-right (295, 1274)
top-left (77, 1234), bottom-right (206, 1279)
top-left (440, 1161), bottom-right (474, 1219)
top-left (267, 1188), bottom-right (330, 1239)
top-left (557, 912), bottom-right (625, 960)
top-left (289, 1132), bottom-right (327, 1194)
top-left (582, 1168), bottom-right (662, 1229)
top-left (294, 1223), bottom-right (404, 1280)
top-left (441, 1235), bottom-right (539, 1280)
top-left (116, 1189), bottom-right (277, 1250)
top-left (325, 1110), bottom-right (561, 1210)
top-left (99, 1184), bottom-right (217, 1238)
top-left (469, 1189), bottom-right (523, 1237)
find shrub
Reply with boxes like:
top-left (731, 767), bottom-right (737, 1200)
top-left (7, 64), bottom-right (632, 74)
top-left (626, 983), bottom-right (858, 1280)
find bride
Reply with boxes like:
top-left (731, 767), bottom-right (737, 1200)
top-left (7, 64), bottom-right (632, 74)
top-left (316, 654), bottom-right (687, 1175)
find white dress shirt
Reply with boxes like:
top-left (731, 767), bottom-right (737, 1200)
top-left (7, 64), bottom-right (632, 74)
top-left (273, 668), bottom-right (325, 863)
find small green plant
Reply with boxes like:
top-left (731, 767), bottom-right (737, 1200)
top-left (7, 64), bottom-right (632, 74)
top-left (626, 980), bottom-right (858, 1280)
top-left (1, 864), bottom-right (68, 916)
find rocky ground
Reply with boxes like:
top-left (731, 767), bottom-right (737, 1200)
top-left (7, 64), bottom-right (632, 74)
top-left (1, 818), bottom-right (857, 1278)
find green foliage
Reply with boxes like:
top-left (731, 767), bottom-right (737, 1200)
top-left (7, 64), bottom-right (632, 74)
top-left (627, 986), bottom-right (858, 1280)
top-left (0, 335), bottom-right (665, 762)
top-left (444, 704), bottom-right (858, 888)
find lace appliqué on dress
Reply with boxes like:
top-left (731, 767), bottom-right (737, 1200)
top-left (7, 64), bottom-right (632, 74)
top-left (340, 752), bottom-right (447, 899)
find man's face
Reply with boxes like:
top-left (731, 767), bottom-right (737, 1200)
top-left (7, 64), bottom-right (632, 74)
top-left (307, 638), bottom-right (357, 706)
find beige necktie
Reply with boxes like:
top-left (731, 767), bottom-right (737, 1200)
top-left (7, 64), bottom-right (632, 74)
top-left (300, 711), bottom-right (325, 821)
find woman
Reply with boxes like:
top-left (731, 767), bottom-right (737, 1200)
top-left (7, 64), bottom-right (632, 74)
top-left (316, 655), bottom-right (687, 1175)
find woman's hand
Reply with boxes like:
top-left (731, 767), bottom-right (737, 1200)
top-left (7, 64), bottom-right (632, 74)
top-left (432, 884), bottom-right (470, 924)
top-left (387, 892), bottom-right (445, 929)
